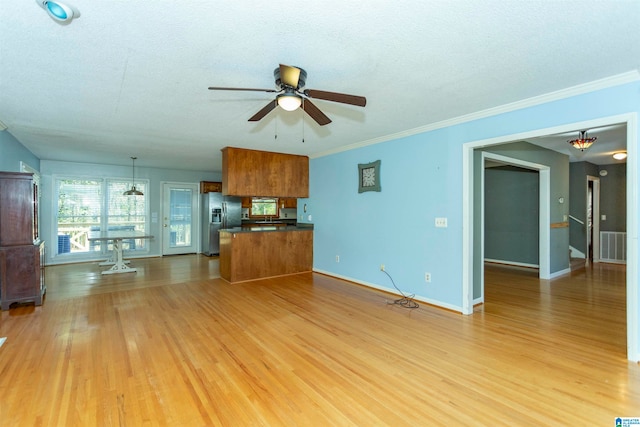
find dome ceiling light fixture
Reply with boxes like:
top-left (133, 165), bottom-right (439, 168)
top-left (568, 130), bottom-right (597, 151)
top-left (35, 1), bottom-right (80, 23)
top-left (123, 157), bottom-right (143, 196)
top-left (276, 88), bottom-right (302, 111)
top-left (613, 151), bottom-right (628, 160)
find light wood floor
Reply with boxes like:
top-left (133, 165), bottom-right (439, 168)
top-left (0, 256), bottom-right (638, 426)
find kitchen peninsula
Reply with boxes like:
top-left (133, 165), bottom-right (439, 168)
top-left (219, 225), bottom-right (313, 283)
top-left (219, 146), bottom-right (312, 283)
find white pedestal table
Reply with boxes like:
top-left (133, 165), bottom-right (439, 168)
top-left (88, 230), bottom-right (154, 274)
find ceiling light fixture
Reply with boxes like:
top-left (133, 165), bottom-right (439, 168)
top-left (568, 130), bottom-right (597, 151)
top-left (35, 0), bottom-right (80, 23)
top-left (277, 89), bottom-right (302, 112)
top-left (123, 157), bottom-right (143, 196)
top-left (613, 152), bottom-right (627, 160)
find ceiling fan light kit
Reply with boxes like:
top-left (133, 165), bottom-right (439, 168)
top-left (568, 130), bottom-right (597, 151)
top-left (209, 64), bottom-right (366, 126)
top-left (277, 92), bottom-right (302, 111)
top-left (35, 0), bottom-right (80, 23)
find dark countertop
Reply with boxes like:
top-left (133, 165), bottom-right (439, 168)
top-left (220, 224), bottom-right (313, 233)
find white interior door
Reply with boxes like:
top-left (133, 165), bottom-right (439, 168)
top-left (162, 183), bottom-right (199, 255)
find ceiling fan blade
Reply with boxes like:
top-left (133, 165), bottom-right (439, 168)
top-left (208, 86), bottom-right (279, 93)
top-left (305, 89), bottom-right (366, 107)
top-left (279, 64), bottom-right (301, 88)
top-left (248, 100), bottom-right (277, 122)
top-left (302, 99), bottom-right (331, 126)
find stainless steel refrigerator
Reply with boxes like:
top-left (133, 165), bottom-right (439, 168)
top-left (202, 193), bottom-right (242, 256)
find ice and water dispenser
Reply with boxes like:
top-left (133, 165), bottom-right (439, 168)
top-left (212, 208), bottom-right (222, 223)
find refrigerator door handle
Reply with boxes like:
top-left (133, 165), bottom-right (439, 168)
top-left (222, 202), bottom-right (226, 228)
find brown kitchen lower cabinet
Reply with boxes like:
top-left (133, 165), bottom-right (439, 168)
top-left (219, 229), bottom-right (312, 283)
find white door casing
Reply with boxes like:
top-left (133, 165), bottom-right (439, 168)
top-left (462, 113), bottom-right (638, 362)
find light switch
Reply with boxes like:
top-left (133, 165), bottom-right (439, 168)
top-left (601, 214), bottom-right (606, 221)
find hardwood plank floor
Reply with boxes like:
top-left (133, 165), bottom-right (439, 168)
top-left (0, 256), bottom-right (638, 426)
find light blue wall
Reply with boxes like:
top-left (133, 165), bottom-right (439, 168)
top-left (308, 128), bottom-right (469, 310)
top-left (0, 131), bottom-right (40, 172)
top-left (306, 81), bottom-right (639, 319)
top-left (39, 160), bottom-right (220, 264)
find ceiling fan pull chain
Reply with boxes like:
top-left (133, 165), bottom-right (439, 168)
top-left (301, 100), bottom-right (305, 143)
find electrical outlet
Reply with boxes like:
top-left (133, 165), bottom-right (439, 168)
top-left (424, 272), bottom-right (432, 283)
top-left (380, 264), bottom-right (385, 271)
top-left (336, 255), bottom-right (340, 263)
top-left (435, 217), bottom-right (448, 228)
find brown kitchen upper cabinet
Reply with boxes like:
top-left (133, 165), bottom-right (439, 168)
top-left (241, 197), bottom-right (252, 208)
top-left (221, 147), bottom-right (309, 197)
top-left (200, 181), bottom-right (222, 193)
top-left (280, 198), bottom-right (297, 209)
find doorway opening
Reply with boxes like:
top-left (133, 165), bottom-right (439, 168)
top-left (462, 113), bottom-right (637, 361)
top-left (475, 152), bottom-right (550, 304)
top-left (586, 176), bottom-right (601, 265)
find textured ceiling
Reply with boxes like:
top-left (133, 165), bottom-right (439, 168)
top-left (1, 1), bottom-right (639, 171)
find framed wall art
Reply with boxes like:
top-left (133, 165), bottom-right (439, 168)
top-left (358, 160), bottom-right (381, 193)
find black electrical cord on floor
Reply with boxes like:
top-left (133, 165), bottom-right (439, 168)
top-left (381, 269), bottom-right (419, 309)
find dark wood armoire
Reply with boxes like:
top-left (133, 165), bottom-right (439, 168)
top-left (0, 171), bottom-right (46, 310)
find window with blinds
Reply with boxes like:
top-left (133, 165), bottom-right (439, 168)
top-left (55, 177), bottom-right (149, 255)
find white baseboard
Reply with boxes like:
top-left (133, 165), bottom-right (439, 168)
top-left (549, 267), bottom-right (572, 279)
top-left (48, 254), bottom-right (161, 266)
top-left (313, 268), bottom-right (463, 313)
top-left (484, 258), bottom-right (539, 269)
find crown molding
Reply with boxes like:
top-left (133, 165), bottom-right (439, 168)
top-left (311, 70), bottom-right (640, 159)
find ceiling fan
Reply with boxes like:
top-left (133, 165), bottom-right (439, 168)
top-left (208, 64), bottom-right (366, 126)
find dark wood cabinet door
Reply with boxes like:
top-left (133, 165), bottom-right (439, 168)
top-left (0, 172), bottom-right (43, 310)
top-left (0, 244), bottom-right (43, 310)
top-left (281, 198), bottom-right (297, 208)
top-left (0, 172), bottom-right (35, 246)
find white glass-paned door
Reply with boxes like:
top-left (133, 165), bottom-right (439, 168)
top-left (162, 183), bottom-right (199, 255)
